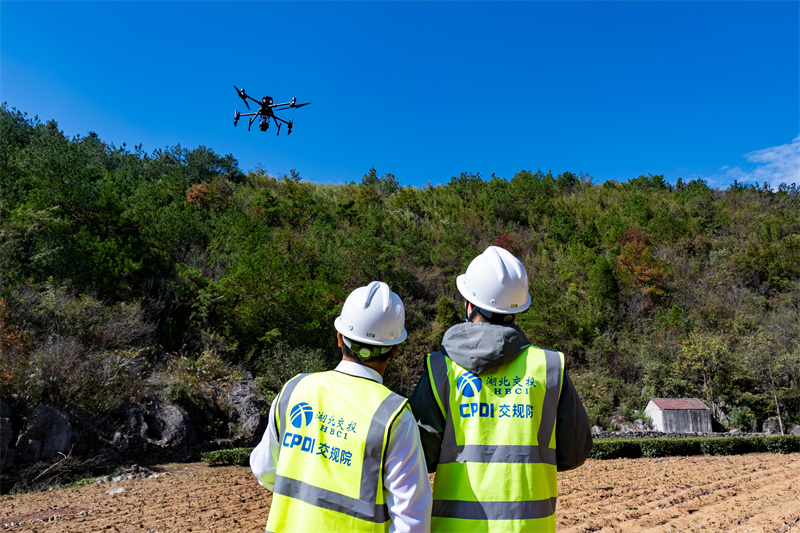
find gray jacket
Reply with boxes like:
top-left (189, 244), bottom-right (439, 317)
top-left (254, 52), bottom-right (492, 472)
top-left (408, 321), bottom-right (593, 472)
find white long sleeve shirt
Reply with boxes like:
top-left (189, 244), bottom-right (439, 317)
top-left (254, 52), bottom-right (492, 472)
top-left (250, 360), bottom-right (432, 533)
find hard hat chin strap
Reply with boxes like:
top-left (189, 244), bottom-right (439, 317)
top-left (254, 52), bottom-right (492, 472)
top-left (465, 302), bottom-right (515, 324)
top-left (342, 337), bottom-right (393, 359)
top-left (465, 303), bottom-right (483, 322)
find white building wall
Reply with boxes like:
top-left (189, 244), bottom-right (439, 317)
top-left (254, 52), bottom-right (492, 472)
top-left (645, 402), bottom-right (664, 431)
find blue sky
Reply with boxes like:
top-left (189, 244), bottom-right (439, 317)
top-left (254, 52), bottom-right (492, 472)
top-left (2, 1), bottom-right (798, 189)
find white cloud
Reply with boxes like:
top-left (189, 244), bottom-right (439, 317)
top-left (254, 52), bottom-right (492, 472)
top-left (710, 136), bottom-right (800, 190)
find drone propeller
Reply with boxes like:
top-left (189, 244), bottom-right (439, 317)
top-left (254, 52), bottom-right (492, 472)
top-left (292, 102), bottom-right (311, 108)
top-left (234, 110), bottom-right (241, 126)
top-left (234, 85), bottom-right (250, 110)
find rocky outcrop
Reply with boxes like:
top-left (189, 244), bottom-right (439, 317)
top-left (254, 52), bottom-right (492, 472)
top-left (227, 381), bottom-right (268, 447)
top-left (142, 396), bottom-right (197, 450)
top-left (14, 404), bottom-right (75, 464)
top-left (0, 398), bottom-right (15, 470)
top-left (0, 379), bottom-right (270, 494)
top-left (242, 412), bottom-right (268, 447)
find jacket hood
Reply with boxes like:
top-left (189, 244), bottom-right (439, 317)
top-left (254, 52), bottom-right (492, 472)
top-left (440, 322), bottom-right (531, 374)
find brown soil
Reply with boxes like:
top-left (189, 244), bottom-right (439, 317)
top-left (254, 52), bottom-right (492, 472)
top-left (2, 452), bottom-right (798, 532)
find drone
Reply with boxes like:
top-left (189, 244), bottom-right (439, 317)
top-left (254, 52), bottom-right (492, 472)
top-left (233, 86), bottom-right (310, 135)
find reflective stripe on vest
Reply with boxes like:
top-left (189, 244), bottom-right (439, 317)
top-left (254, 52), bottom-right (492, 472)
top-left (271, 475), bottom-right (390, 523)
top-left (267, 371), bottom-right (407, 533)
top-left (426, 347), bottom-right (565, 531)
top-left (432, 497), bottom-right (559, 520)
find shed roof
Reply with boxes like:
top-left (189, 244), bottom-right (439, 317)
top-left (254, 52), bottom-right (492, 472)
top-left (647, 398), bottom-right (709, 410)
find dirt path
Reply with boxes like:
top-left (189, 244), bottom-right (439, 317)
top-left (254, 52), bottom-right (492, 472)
top-left (2, 453), bottom-right (798, 532)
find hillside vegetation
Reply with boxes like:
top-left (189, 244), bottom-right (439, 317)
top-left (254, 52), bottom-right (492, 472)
top-left (1, 104), bottom-right (798, 435)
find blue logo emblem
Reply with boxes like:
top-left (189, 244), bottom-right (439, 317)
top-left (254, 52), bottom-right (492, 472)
top-left (290, 402), bottom-right (314, 429)
top-left (456, 373), bottom-right (482, 398)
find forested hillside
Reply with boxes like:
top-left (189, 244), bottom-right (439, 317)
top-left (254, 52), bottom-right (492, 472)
top-left (2, 104), bottom-right (798, 435)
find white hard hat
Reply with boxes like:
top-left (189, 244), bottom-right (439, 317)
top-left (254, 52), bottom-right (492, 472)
top-left (334, 281), bottom-right (407, 346)
top-left (457, 246), bottom-right (531, 314)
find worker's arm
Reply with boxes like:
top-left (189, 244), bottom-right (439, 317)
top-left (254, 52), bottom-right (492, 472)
top-left (250, 395), bottom-right (280, 490)
top-left (383, 406), bottom-right (432, 533)
top-left (407, 363), bottom-right (446, 473)
top-left (555, 369), bottom-right (593, 471)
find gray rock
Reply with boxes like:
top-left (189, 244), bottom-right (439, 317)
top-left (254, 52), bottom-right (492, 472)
top-left (109, 403), bottom-right (149, 456)
top-left (112, 432), bottom-right (132, 453)
top-left (0, 417), bottom-right (15, 469)
top-left (141, 396), bottom-right (196, 448)
top-left (66, 404), bottom-right (115, 443)
top-left (14, 404), bottom-right (74, 464)
top-left (241, 412), bottom-right (268, 446)
top-left (110, 402), bottom-right (148, 440)
top-left (762, 416), bottom-right (783, 435)
top-left (0, 398), bottom-right (11, 418)
top-left (227, 381), bottom-right (267, 424)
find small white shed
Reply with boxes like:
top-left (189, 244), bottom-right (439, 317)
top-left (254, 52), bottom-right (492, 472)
top-left (645, 398), bottom-right (711, 433)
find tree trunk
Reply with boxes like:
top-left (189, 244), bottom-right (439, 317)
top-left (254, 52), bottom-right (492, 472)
top-left (769, 370), bottom-right (785, 436)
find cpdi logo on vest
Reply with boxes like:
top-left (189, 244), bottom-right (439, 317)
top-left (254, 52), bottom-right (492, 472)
top-left (283, 402), bottom-right (316, 453)
top-left (290, 402), bottom-right (314, 428)
top-left (457, 372), bottom-right (495, 418)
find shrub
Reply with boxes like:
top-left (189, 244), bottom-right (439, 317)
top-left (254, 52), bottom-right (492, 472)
top-left (249, 341), bottom-right (330, 399)
top-left (435, 296), bottom-right (460, 332)
top-left (590, 436), bottom-right (800, 460)
top-left (571, 371), bottom-right (625, 429)
top-left (589, 439), bottom-right (642, 459)
top-left (640, 438), bottom-right (701, 457)
top-left (761, 436), bottom-right (800, 454)
top-left (728, 406), bottom-right (756, 431)
top-left (0, 298), bottom-right (33, 398)
top-left (201, 447), bottom-right (253, 466)
top-left (168, 351), bottom-right (243, 393)
top-left (699, 437), bottom-right (750, 456)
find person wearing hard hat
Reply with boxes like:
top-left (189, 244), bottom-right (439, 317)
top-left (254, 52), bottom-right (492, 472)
top-left (408, 246), bottom-right (592, 533)
top-left (251, 281), bottom-right (432, 533)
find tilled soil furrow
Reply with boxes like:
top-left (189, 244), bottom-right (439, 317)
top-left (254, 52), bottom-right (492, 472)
top-left (556, 453), bottom-right (800, 533)
top-left (3, 454), bottom-right (799, 532)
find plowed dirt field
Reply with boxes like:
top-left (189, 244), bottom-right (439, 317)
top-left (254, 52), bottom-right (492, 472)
top-left (2, 452), bottom-right (798, 532)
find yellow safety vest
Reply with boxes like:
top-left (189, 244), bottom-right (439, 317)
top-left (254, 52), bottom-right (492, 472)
top-left (426, 347), bottom-right (565, 533)
top-left (266, 370), bottom-right (408, 533)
